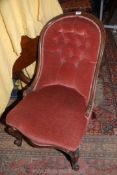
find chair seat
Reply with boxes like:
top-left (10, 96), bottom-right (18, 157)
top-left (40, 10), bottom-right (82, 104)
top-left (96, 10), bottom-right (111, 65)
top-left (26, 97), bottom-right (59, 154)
top-left (7, 85), bottom-right (87, 151)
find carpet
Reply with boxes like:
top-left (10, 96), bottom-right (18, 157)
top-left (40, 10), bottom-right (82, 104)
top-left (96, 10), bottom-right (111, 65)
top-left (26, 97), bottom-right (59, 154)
top-left (0, 30), bottom-right (117, 175)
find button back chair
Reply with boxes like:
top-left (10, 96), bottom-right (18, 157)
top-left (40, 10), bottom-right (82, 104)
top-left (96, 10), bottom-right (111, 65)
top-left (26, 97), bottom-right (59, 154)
top-left (6, 12), bottom-right (105, 170)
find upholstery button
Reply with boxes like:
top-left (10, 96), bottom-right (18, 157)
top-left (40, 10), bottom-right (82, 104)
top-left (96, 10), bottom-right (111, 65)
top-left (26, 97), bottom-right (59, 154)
top-left (61, 58), bottom-right (66, 64)
top-left (75, 62), bottom-right (79, 68)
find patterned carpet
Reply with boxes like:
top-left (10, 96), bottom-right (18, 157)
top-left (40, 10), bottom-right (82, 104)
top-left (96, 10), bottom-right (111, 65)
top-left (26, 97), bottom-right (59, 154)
top-left (0, 30), bottom-right (117, 175)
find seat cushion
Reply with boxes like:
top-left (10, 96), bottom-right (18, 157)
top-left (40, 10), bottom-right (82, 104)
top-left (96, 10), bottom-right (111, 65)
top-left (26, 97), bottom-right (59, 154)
top-left (7, 85), bottom-right (87, 151)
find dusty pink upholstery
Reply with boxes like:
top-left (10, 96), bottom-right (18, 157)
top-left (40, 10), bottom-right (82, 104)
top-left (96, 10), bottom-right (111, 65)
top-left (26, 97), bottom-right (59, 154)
top-left (7, 85), bottom-right (86, 150)
top-left (6, 13), bottom-right (105, 152)
top-left (36, 15), bottom-right (100, 101)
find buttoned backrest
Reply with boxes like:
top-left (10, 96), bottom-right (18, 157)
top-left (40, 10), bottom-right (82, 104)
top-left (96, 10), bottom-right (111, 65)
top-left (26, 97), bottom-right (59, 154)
top-left (34, 13), bottom-right (102, 102)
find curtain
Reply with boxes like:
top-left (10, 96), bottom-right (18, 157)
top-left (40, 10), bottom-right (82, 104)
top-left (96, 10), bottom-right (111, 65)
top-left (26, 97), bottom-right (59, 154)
top-left (0, 0), bottom-right (62, 116)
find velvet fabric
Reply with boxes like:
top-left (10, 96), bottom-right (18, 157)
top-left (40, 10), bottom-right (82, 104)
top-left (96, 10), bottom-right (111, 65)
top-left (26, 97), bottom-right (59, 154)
top-left (35, 16), bottom-right (100, 101)
top-left (7, 85), bottom-right (87, 151)
top-left (6, 13), bottom-right (102, 152)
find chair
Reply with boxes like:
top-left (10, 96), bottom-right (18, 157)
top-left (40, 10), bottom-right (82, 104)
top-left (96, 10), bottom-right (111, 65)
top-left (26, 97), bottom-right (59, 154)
top-left (5, 12), bottom-right (105, 170)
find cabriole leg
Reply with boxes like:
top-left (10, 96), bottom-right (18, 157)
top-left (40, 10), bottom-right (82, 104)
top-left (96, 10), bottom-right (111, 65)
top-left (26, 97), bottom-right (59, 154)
top-left (68, 148), bottom-right (80, 171)
top-left (5, 126), bottom-right (22, 146)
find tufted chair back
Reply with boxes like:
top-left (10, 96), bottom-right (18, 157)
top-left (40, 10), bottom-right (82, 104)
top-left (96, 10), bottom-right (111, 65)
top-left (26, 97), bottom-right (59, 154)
top-left (34, 12), bottom-right (103, 103)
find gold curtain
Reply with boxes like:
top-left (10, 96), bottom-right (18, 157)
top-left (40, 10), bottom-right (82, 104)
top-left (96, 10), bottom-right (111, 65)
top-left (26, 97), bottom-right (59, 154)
top-left (0, 0), bottom-right (62, 116)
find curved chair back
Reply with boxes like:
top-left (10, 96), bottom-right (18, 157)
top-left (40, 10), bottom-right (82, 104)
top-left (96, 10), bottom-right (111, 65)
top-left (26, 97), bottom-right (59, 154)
top-left (33, 12), bottom-right (105, 105)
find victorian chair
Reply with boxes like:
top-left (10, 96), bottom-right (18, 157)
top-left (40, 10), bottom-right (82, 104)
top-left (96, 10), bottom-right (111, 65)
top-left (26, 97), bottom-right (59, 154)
top-left (5, 12), bottom-right (105, 170)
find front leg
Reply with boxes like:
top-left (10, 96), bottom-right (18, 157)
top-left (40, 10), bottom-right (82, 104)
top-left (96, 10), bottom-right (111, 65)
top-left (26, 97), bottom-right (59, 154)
top-left (67, 148), bottom-right (80, 171)
top-left (5, 126), bottom-right (22, 146)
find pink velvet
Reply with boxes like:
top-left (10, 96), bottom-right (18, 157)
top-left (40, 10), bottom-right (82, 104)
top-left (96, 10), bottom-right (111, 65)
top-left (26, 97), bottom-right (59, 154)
top-left (36, 16), bottom-right (101, 100)
top-left (6, 14), bottom-right (101, 151)
top-left (7, 85), bottom-right (87, 151)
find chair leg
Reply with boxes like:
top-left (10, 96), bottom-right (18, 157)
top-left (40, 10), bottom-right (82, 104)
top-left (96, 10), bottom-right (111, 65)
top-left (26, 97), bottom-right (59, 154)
top-left (91, 111), bottom-right (97, 119)
top-left (5, 126), bottom-right (22, 146)
top-left (67, 148), bottom-right (80, 171)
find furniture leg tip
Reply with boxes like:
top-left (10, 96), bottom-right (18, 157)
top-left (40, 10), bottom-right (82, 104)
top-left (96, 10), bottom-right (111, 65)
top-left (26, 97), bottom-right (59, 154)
top-left (72, 163), bottom-right (79, 171)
